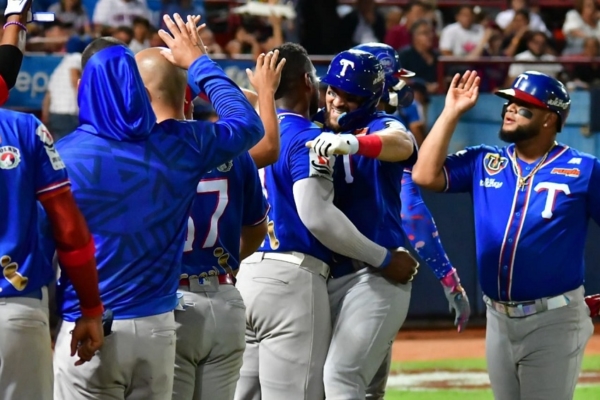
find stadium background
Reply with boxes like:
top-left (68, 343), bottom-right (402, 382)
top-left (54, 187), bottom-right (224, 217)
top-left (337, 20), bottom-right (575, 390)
top-left (6, 0), bottom-right (600, 397)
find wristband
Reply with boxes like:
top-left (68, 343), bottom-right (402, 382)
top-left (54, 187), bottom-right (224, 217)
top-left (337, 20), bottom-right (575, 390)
top-left (3, 21), bottom-right (27, 31)
top-left (378, 249), bottom-right (392, 269)
top-left (356, 135), bottom-right (383, 158)
top-left (441, 268), bottom-right (462, 292)
top-left (57, 236), bottom-right (95, 268)
top-left (80, 303), bottom-right (104, 318)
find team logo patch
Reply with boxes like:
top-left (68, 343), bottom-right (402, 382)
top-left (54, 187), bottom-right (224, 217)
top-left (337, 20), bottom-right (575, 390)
top-left (217, 160), bottom-right (233, 172)
top-left (483, 153), bottom-right (508, 176)
top-left (0, 146), bottom-right (21, 169)
top-left (551, 167), bottom-right (580, 178)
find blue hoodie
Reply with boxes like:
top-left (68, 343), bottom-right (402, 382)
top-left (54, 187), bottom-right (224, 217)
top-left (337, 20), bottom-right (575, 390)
top-left (55, 45), bottom-right (264, 321)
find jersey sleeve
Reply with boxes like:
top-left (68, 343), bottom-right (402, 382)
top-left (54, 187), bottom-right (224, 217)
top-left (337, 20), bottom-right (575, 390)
top-left (443, 146), bottom-right (482, 193)
top-left (288, 128), bottom-right (335, 183)
top-left (242, 153), bottom-right (270, 227)
top-left (31, 117), bottom-right (70, 197)
top-left (586, 157), bottom-right (600, 225)
top-left (403, 103), bottom-right (422, 125)
top-left (185, 56), bottom-right (264, 172)
top-left (401, 170), bottom-right (453, 279)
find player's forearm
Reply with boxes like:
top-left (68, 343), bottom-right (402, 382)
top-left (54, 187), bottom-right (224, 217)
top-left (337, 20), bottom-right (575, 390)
top-left (412, 109), bottom-right (460, 191)
top-left (249, 89), bottom-right (280, 168)
top-left (40, 190), bottom-right (103, 317)
top-left (341, 129), bottom-right (415, 162)
top-left (401, 194), bottom-right (453, 280)
top-left (189, 56), bottom-right (264, 153)
top-left (240, 221), bottom-right (268, 261)
top-left (293, 178), bottom-right (389, 268)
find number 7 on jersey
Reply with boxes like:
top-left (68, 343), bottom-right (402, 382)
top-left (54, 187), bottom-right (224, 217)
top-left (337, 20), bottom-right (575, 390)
top-left (184, 178), bottom-right (229, 252)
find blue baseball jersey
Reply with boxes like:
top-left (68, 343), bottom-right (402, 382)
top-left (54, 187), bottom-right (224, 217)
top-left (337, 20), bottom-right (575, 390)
top-left (444, 143), bottom-right (600, 301)
top-left (257, 110), bottom-right (335, 263)
top-left (331, 113), bottom-right (417, 273)
top-left (55, 46), bottom-right (263, 321)
top-left (395, 101), bottom-right (422, 129)
top-left (400, 168), bottom-right (453, 280)
top-left (182, 152), bottom-right (269, 276)
top-left (0, 110), bottom-right (69, 298)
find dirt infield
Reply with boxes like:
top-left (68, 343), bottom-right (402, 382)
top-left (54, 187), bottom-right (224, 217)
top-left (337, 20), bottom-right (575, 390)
top-left (392, 325), bottom-right (600, 362)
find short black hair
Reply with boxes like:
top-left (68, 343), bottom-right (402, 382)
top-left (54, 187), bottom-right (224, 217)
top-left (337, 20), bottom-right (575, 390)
top-left (455, 5), bottom-right (474, 15)
top-left (81, 37), bottom-right (126, 70)
top-left (132, 16), bottom-right (150, 29)
top-left (515, 8), bottom-right (530, 22)
top-left (410, 18), bottom-right (432, 35)
top-left (406, 0), bottom-right (431, 12)
top-left (272, 42), bottom-right (313, 100)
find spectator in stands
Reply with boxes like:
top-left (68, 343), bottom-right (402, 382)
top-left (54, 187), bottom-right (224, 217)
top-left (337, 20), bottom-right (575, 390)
top-left (384, 6), bottom-right (402, 33)
top-left (567, 36), bottom-right (600, 89)
top-left (42, 36), bottom-right (88, 140)
top-left (467, 25), bottom-right (508, 92)
top-left (160, 0), bottom-right (205, 31)
top-left (385, 0), bottom-right (431, 52)
top-left (422, 0), bottom-right (443, 35)
top-left (562, 0), bottom-right (600, 55)
top-left (439, 6), bottom-right (484, 57)
top-left (129, 16), bottom-right (150, 54)
top-left (495, 0), bottom-right (549, 35)
top-left (502, 9), bottom-right (531, 57)
top-left (507, 31), bottom-right (562, 84)
top-left (399, 18), bottom-right (438, 94)
top-left (47, 0), bottom-right (91, 35)
top-left (227, 13), bottom-right (284, 59)
top-left (339, 0), bottom-right (385, 48)
top-left (199, 26), bottom-right (224, 55)
top-left (92, 0), bottom-right (151, 34)
top-left (149, 27), bottom-right (165, 47)
top-left (42, 21), bottom-right (69, 53)
top-left (112, 25), bottom-right (134, 44)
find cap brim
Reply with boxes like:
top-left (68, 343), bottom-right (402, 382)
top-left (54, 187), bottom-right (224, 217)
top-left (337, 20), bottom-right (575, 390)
top-left (396, 68), bottom-right (415, 78)
top-left (494, 88), bottom-right (547, 109)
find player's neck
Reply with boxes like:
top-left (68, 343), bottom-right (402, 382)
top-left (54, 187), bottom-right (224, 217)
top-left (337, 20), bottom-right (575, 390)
top-left (153, 106), bottom-right (185, 123)
top-left (514, 136), bottom-right (557, 163)
top-left (276, 98), bottom-right (310, 119)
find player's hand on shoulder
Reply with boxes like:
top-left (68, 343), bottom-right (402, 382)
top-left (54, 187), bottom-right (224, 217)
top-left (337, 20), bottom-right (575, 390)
top-left (69, 315), bottom-right (104, 366)
top-left (585, 294), bottom-right (600, 317)
top-left (246, 50), bottom-right (286, 95)
top-left (159, 13), bottom-right (207, 70)
top-left (306, 132), bottom-right (356, 157)
top-left (444, 70), bottom-right (480, 116)
top-left (380, 248), bottom-right (419, 285)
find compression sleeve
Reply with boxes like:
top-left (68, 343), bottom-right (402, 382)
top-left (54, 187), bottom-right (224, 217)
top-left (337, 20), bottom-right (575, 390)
top-left (293, 177), bottom-right (389, 267)
top-left (401, 171), bottom-right (453, 279)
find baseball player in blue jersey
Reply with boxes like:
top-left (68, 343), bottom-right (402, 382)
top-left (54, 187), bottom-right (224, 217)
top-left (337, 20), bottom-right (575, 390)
top-left (413, 69), bottom-right (600, 400)
top-left (234, 43), bottom-right (418, 400)
top-left (302, 48), bottom-right (423, 400)
top-left (319, 42), bottom-right (467, 399)
top-left (134, 46), bottom-right (281, 400)
top-left (52, 14), bottom-right (264, 400)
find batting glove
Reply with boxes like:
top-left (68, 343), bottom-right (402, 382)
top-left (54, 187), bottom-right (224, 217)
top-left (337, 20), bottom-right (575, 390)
top-left (441, 268), bottom-right (470, 333)
top-left (585, 294), bottom-right (600, 317)
top-left (306, 132), bottom-right (358, 157)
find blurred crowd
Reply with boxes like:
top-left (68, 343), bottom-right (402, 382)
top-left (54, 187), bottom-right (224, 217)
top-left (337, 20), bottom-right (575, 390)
top-left (6, 0), bottom-right (600, 136)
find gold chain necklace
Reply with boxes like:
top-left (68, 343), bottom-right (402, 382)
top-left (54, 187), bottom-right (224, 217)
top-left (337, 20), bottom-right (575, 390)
top-left (510, 141), bottom-right (557, 191)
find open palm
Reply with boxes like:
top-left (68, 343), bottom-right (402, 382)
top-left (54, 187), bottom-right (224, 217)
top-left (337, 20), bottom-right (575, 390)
top-left (445, 70), bottom-right (481, 115)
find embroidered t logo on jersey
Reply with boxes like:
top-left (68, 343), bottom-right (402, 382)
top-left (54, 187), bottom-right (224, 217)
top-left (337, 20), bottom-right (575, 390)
top-left (483, 153), bottom-right (509, 176)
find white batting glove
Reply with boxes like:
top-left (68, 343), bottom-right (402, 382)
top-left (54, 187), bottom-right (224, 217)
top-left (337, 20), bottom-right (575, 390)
top-left (5, 0), bottom-right (30, 17)
top-left (305, 132), bottom-right (359, 157)
top-left (441, 268), bottom-right (470, 333)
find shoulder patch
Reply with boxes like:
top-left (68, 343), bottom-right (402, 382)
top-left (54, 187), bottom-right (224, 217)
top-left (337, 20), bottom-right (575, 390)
top-left (36, 124), bottom-right (65, 170)
top-left (0, 146), bottom-right (21, 169)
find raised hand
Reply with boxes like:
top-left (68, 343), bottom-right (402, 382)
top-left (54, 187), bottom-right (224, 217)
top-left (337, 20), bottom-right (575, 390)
top-left (246, 50), bottom-right (286, 95)
top-left (158, 13), bottom-right (207, 70)
top-left (444, 70), bottom-right (480, 116)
